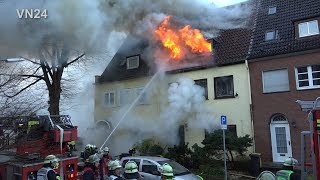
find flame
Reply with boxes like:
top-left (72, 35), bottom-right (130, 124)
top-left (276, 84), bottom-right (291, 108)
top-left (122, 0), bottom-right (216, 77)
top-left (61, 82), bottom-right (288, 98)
top-left (154, 16), bottom-right (212, 60)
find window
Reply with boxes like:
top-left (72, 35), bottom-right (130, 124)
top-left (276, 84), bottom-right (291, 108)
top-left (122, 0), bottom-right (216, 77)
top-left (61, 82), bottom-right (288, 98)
top-left (295, 65), bottom-right (320, 89)
top-left (262, 69), bottom-right (289, 93)
top-left (136, 87), bottom-right (148, 104)
top-left (126, 55), bottom-right (140, 69)
top-left (142, 160), bottom-right (159, 175)
top-left (298, 20), bottom-right (319, 37)
top-left (268, 6), bottom-right (276, 15)
top-left (119, 89), bottom-right (133, 106)
top-left (194, 79), bottom-right (208, 100)
top-left (227, 125), bottom-right (237, 137)
top-left (104, 92), bottom-right (115, 107)
top-left (214, 75), bottom-right (234, 98)
top-left (265, 30), bottom-right (278, 41)
top-left (119, 87), bottom-right (148, 106)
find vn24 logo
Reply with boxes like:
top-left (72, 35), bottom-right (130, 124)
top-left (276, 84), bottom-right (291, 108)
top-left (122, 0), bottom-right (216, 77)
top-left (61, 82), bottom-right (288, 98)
top-left (16, 9), bottom-right (48, 19)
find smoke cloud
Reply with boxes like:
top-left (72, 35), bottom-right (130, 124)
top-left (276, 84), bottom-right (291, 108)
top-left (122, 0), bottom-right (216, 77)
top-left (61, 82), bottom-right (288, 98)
top-left (0, 0), bottom-right (252, 57)
top-left (108, 76), bottom-right (219, 155)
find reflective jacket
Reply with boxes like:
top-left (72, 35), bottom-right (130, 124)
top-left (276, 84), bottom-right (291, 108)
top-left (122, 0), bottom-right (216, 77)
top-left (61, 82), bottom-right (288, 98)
top-left (276, 170), bottom-right (294, 180)
top-left (37, 167), bottom-right (57, 180)
top-left (99, 155), bottom-right (112, 177)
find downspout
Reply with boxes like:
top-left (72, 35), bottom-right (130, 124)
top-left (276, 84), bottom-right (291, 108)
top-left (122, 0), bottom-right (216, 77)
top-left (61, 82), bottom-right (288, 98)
top-left (245, 60), bottom-right (255, 152)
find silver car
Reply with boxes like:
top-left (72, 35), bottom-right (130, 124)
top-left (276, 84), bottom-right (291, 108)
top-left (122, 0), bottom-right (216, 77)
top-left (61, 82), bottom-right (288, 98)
top-left (120, 156), bottom-right (201, 180)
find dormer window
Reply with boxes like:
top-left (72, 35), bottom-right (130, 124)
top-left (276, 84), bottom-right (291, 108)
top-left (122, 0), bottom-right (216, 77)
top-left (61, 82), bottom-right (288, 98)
top-left (126, 55), bottom-right (139, 69)
top-left (268, 6), bottom-right (276, 15)
top-left (265, 30), bottom-right (278, 41)
top-left (298, 20), bottom-right (319, 38)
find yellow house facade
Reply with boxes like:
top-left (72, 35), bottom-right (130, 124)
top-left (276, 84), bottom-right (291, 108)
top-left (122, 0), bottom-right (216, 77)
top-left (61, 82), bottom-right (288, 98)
top-left (94, 29), bottom-right (254, 153)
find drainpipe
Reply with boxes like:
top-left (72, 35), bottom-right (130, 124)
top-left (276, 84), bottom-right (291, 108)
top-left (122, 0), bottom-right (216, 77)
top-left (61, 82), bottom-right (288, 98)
top-left (245, 59), bottom-right (256, 152)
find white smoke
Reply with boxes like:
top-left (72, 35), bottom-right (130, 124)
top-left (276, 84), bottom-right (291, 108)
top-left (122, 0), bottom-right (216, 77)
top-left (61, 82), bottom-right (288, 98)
top-left (0, 0), bottom-right (252, 57)
top-left (108, 76), bottom-right (219, 155)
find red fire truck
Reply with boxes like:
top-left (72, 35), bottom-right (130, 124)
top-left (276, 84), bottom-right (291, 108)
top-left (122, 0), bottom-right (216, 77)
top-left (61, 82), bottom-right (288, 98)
top-left (0, 115), bottom-right (79, 180)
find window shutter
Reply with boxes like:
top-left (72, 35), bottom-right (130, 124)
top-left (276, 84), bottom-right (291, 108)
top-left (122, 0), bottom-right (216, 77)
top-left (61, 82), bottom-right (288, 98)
top-left (263, 69), bottom-right (289, 93)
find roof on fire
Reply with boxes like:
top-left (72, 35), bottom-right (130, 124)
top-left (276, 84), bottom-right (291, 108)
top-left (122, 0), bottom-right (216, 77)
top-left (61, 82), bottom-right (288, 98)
top-left (97, 1), bottom-right (256, 83)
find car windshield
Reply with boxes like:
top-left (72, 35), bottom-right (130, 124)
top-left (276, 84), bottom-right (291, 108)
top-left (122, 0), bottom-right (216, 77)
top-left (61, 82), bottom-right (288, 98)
top-left (157, 160), bottom-right (190, 176)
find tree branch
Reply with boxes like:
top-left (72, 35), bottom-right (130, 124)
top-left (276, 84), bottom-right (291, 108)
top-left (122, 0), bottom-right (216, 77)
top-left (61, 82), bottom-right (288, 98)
top-left (4, 79), bottom-right (42, 98)
top-left (64, 53), bottom-right (85, 67)
top-left (0, 73), bottom-right (45, 80)
top-left (19, 56), bottom-right (41, 65)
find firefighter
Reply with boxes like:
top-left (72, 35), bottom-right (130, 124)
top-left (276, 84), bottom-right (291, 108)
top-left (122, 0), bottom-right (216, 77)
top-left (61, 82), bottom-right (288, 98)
top-left (99, 146), bottom-right (112, 179)
top-left (160, 163), bottom-right (174, 180)
top-left (275, 157), bottom-right (299, 180)
top-left (109, 160), bottom-right (125, 180)
top-left (83, 154), bottom-right (100, 180)
top-left (37, 155), bottom-right (60, 180)
top-left (123, 161), bottom-right (141, 180)
top-left (81, 144), bottom-right (93, 162)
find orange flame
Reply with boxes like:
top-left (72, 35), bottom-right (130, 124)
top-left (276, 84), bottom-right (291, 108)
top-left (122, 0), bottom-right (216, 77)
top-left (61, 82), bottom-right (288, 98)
top-left (154, 16), bottom-right (212, 60)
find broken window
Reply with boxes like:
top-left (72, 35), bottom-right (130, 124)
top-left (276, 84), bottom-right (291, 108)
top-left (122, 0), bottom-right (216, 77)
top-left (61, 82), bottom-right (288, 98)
top-left (194, 79), bottom-right (208, 100)
top-left (214, 75), bottom-right (234, 99)
top-left (126, 55), bottom-right (140, 69)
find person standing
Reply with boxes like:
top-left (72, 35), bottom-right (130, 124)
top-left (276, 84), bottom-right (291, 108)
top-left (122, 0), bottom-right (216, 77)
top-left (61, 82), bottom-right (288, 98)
top-left (275, 157), bottom-right (299, 180)
top-left (108, 160), bottom-right (125, 180)
top-left (83, 154), bottom-right (100, 180)
top-left (99, 146), bottom-right (112, 179)
top-left (37, 155), bottom-right (60, 180)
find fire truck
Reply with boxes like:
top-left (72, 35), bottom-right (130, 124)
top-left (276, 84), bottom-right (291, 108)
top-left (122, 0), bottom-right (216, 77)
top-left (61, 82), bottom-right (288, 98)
top-left (0, 115), bottom-right (79, 180)
top-left (297, 97), bottom-right (320, 180)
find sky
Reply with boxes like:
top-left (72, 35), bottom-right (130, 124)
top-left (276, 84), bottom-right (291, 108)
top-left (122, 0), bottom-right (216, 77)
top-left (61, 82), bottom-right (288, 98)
top-left (210, 0), bottom-right (248, 7)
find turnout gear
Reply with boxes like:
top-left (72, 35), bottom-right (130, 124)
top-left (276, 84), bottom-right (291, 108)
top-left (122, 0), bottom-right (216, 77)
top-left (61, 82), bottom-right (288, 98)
top-left (275, 170), bottom-right (294, 180)
top-left (124, 161), bottom-right (138, 173)
top-left (37, 167), bottom-right (58, 180)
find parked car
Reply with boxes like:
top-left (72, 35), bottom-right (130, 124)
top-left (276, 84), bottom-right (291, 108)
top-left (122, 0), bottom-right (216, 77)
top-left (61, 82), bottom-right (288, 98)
top-left (120, 156), bottom-right (201, 180)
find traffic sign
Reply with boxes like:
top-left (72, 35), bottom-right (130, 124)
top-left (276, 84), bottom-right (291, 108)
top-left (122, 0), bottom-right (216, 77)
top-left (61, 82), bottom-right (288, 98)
top-left (221, 115), bottom-right (227, 130)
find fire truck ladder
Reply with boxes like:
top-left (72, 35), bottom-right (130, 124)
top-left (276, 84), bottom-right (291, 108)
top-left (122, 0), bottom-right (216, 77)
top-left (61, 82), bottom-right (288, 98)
top-left (296, 97), bottom-right (320, 180)
top-left (0, 115), bottom-right (74, 151)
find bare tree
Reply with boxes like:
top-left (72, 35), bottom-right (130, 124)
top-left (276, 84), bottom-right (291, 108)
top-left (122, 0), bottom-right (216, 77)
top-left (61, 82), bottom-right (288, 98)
top-left (0, 37), bottom-right (88, 115)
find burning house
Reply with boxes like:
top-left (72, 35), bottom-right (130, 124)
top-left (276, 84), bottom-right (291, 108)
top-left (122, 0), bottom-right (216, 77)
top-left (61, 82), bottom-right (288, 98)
top-left (94, 10), bottom-right (255, 154)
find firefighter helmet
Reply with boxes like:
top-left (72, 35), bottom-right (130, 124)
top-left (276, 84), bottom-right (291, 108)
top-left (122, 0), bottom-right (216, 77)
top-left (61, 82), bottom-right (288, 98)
top-left (44, 155), bottom-right (59, 169)
top-left (124, 161), bottom-right (138, 173)
top-left (87, 154), bottom-right (100, 163)
top-left (160, 163), bottom-right (174, 177)
top-left (103, 146), bottom-right (109, 153)
top-left (283, 157), bottom-right (298, 166)
top-left (109, 160), bottom-right (122, 170)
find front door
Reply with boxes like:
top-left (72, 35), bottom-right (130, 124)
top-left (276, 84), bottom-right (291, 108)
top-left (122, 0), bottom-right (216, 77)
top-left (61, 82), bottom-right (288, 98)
top-left (270, 123), bottom-right (292, 162)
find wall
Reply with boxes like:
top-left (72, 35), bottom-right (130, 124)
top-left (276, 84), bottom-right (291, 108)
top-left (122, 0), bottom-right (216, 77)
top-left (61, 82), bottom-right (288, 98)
top-left (249, 51), bottom-right (320, 162)
top-left (94, 63), bottom-right (254, 152)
